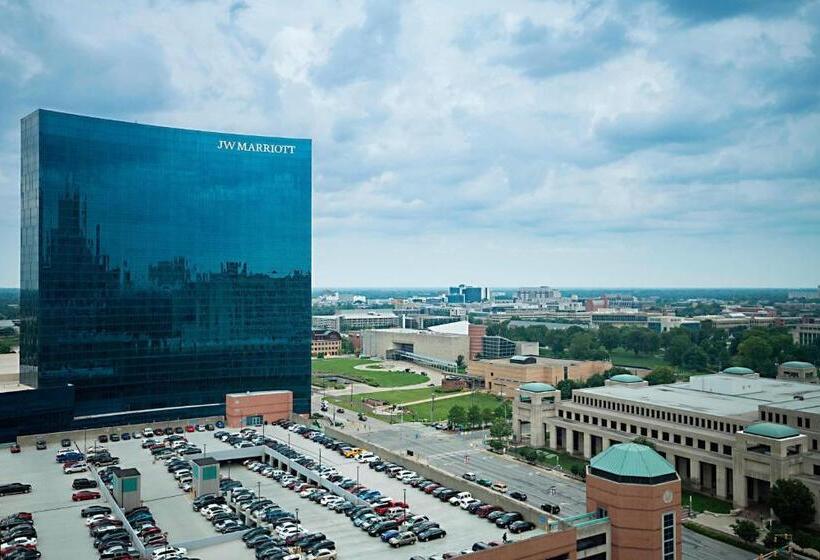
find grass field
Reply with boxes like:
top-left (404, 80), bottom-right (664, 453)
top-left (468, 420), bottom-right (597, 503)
top-left (682, 491), bottom-right (732, 514)
top-left (609, 348), bottom-right (667, 369)
top-left (312, 357), bottom-right (429, 387)
top-left (403, 392), bottom-right (504, 422)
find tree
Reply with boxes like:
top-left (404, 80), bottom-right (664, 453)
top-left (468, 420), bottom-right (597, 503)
top-left (645, 366), bottom-right (677, 386)
top-left (585, 374), bottom-right (606, 388)
top-left (681, 346), bottom-right (708, 371)
top-left (467, 405), bottom-right (482, 429)
top-left (731, 519), bottom-right (760, 543)
top-left (447, 405), bottom-right (466, 429)
top-left (455, 355), bottom-right (465, 368)
top-left (490, 417), bottom-right (512, 440)
top-left (488, 438), bottom-right (505, 452)
top-left (769, 479), bottom-right (816, 528)
top-left (597, 326), bottom-right (621, 352)
top-left (481, 407), bottom-right (495, 427)
top-left (0, 342), bottom-right (10, 354)
top-left (316, 352), bottom-right (325, 359)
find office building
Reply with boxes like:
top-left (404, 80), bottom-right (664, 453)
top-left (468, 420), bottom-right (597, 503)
top-left (516, 286), bottom-right (562, 305)
top-left (362, 322), bottom-right (470, 373)
top-left (480, 335), bottom-right (539, 359)
top-left (516, 369), bottom-right (820, 523)
top-left (15, 109), bottom-right (311, 431)
top-left (311, 329), bottom-right (342, 356)
top-left (311, 310), bottom-right (398, 331)
top-left (472, 355), bottom-right (611, 397)
top-left (794, 322), bottom-right (820, 346)
top-left (777, 361), bottom-right (818, 383)
top-left (448, 284), bottom-right (489, 304)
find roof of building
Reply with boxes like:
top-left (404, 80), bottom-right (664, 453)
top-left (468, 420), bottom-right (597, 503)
top-left (574, 374), bottom-right (820, 420)
top-left (192, 457), bottom-right (218, 466)
top-left (482, 355), bottom-right (605, 367)
top-left (721, 366), bottom-right (755, 375)
top-left (427, 320), bottom-right (469, 335)
top-left (226, 389), bottom-right (293, 398)
top-left (743, 422), bottom-right (801, 439)
top-left (520, 382), bottom-right (556, 393)
top-left (609, 374), bottom-right (644, 384)
top-left (114, 467), bottom-right (140, 477)
top-left (589, 443), bottom-right (677, 484)
top-left (781, 361), bottom-right (816, 370)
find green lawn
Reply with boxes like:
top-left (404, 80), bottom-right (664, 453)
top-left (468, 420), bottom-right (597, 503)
top-left (683, 491), bottom-right (732, 514)
top-left (609, 348), bottom-right (668, 369)
top-left (312, 357), bottom-right (429, 387)
top-left (403, 392), bottom-right (504, 422)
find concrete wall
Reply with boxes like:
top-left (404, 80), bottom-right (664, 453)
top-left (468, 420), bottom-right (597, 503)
top-left (468, 528), bottom-right (579, 560)
top-left (322, 424), bottom-right (549, 526)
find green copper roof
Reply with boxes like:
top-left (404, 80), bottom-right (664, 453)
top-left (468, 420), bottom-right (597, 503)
top-left (589, 443), bottom-right (676, 483)
top-left (721, 366), bottom-right (755, 375)
top-left (609, 374), bottom-right (644, 384)
top-left (744, 422), bottom-right (801, 439)
top-left (519, 382), bottom-right (556, 393)
top-left (781, 361), bottom-right (815, 370)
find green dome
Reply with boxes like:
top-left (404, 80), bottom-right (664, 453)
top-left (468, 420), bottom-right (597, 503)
top-left (781, 361), bottom-right (815, 370)
top-left (589, 443), bottom-right (677, 484)
top-left (519, 382), bottom-right (556, 393)
top-left (721, 366), bottom-right (755, 375)
top-left (744, 422), bottom-right (800, 439)
top-left (610, 374), bottom-right (644, 384)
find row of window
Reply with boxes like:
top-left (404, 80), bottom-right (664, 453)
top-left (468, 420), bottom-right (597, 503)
top-left (557, 409), bottom-right (734, 456)
top-left (572, 394), bottom-right (743, 434)
top-left (760, 409), bottom-right (812, 429)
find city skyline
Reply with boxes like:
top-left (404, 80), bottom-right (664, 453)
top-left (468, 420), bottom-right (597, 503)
top-left (1, 1), bottom-right (819, 288)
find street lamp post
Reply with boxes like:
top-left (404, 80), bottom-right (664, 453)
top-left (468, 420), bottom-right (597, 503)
top-left (295, 507), bottom-right (299, 523)
top-left (319, 448), bottom-right (322, 469)
top-left (403, 488), bottom-right (407, 508)
top-left (257, 481), bottom-right (261, 498)
top-left (356, 465), bottom-right (360, 486)
top-left (203, 444), bottom-right (207, 458)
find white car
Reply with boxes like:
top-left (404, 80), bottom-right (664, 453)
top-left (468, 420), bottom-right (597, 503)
top-left (152, 546), bottom-right (187, 559)
top-left (276, 523), bottom-right (302, 537)
top-left (196, 425), bottom-right (206, 432)
top-left (143, 428), bottom-right (154, 437)
top-left (64, 463), bottom-right (88, 474)
top-left (460, 498), bottom-right (481, 510)
top-left (85, 514), bottom-right (117, 526)
top-left (0, 537), bottom-right (38, 554)
top-left (449, 491), bottom-right (471, 505)
top-left (356, 452), bottom-right (375, 463)
top-left (320, 495), bottom-right (343, 507)
top-left (202, 504), bottom-right (230, 519)
top-left (307, 549), bottom-right (337, 560)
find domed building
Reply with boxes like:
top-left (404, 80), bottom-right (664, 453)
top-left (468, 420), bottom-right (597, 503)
top-left (719, 366), bottom-right (758, 378)
top-left (777, 361), bottom-right (818, 383)
top-left (605, 373), bottom-right (649, 388)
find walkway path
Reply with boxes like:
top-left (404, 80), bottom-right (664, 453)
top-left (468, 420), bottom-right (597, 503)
top-left (397, 391), bottom-right (475, 407)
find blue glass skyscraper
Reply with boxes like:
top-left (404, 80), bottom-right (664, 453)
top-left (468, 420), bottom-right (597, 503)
top-left (20, 110), bottom-right (311, 426)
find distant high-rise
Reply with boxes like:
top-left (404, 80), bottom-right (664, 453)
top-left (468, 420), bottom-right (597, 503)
top-left (20, 110), bottom-right (312, 425)
top-left (447, 284), bottom-right (489, 304)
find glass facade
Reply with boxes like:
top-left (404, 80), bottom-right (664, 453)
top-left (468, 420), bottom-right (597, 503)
top-left (20, 110), bottom-right (311, 424)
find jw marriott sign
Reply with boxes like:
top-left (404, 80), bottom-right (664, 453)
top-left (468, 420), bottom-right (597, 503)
top-left (217, 139), bottom-right (296, 154)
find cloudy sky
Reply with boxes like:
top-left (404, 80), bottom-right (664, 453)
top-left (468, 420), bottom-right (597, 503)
top-left (1, 0), bottom-right (819, 288)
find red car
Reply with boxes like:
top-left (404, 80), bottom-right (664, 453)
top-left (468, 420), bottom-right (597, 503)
top-left (423, 484), bottom-right (440, 494)
top-left (72, 490), bottom-right (100, 501)
top-left (185, 425), bottom-right (195, 433)
top-left (10, 444), bottom-right (21, 454)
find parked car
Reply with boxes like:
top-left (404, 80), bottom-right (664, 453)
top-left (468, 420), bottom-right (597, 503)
top-left (0, 483), bottom-right (32, 496)
top-left (35, 440), bottom-right (46, 450)
top-left (509, 491), bottom-right (527, 501)
top-left (388, 531), bottom-right (417, 548)
top-left (540, 502), bottom-right (561, 514)
top-left (10, 444), bottom-right (21, 453)
top-left (417, 527), bottom-right (446, 542)
top-left (72, 490), bottom-right (100, 501)
top-left (72, 478), bottom-right (98, 490)
top-left (60, 438), bottom-right (72, 448)
top-left (97, 435), bottom-right (108, 443)
top-left (509, 520), bottom-right (536, 534)
top-left (491, 481), bottom-right (508, 493)
top-left (462, 472), bottom-right (477, 481)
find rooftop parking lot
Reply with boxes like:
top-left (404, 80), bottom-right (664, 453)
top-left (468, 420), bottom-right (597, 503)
top-left (1, 421), bottom-right (541, 560)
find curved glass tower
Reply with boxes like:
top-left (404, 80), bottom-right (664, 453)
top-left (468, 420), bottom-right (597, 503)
top-left (20, 110), bottom-right (311, 426)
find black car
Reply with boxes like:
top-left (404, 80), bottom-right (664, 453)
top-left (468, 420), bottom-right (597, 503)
top-left (164, 427), bottom-right (174, 435)
top-left (3, 549), bottom-right (42, 560)
top-left (81, 505), bottom-right (112, 518)
top-left (72, 478), bottom-right (98, 490)
top-left (174, 427), bottom-right (184, 434)
top-left (120, 432), bottom-right (131, 441)
top-left (97, 434), bottom-right (108, 443)
top-left (540, 502), bottom-right (561, 514)
top-left (35, 440), bottom-right (46, 450)
top-left (205, 424), bottom-right (215, 431)
top-left (61, 438), bottom-right (72, 447)
top-left (109, 434), bottom-right (120, 442)
top-left (0, 483), bottom-right (32, 496)
top-left (510, 491), bottom-right (527, 501)
top-left (509, 520), bottom-right (536, 534)
top-left (495, 512), bottom-right (523, 528)
top-left (417, 527), bottom-right (446, 542)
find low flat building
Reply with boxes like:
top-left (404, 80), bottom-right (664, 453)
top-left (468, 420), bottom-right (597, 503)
top-left (311, 329), bottom-right (342, 356)
top-left (518, 369), bottom-right (820, 522)
top-left (362, 327), bottom-right (469, 373)
top-left (471, 355), bottom-right (611, 397)
top-left (225, 390), bottom-right (292, 428)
